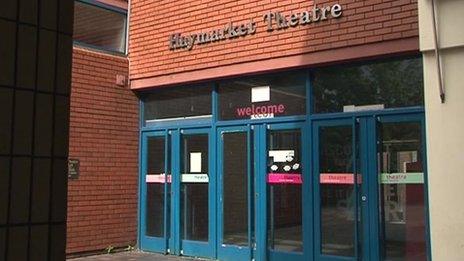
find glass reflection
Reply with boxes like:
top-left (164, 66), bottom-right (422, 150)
top-left (380, 123), bottom-right (426, 261)
top-left (313, 58), bottom-right (424, 113)
top-left (181, 134), bottom-right (209, 241)
top-left (143, 86), bottom-right (212, 122)
top-left (223, 132), bottom-right (249, 246)
top-left (267, 130), bottom-right (302, 252)
top-left (319, 126), bottom-right (355, 256)
top-left (219, 71), bottom-right (306, 120)
top-left (146, 136), bottom-right (165, 237)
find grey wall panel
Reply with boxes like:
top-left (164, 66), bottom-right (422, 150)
top-left (34, 93), bottom-right (53, 156)
top-left (0, 88), bottom-right (13, 154)
top-left (37, 30), bottom-right (56, 93)
top-left (13, 90), bottom-right (34, 155)
top-left (16, 25), bottom-right (37, 90)
top-left (9, 158), bottom-right (31, 224)
top-left (0, 157), bottom-right (10, 225)
top-left (29, 225), bottom-right (49, 261)
top-left (31, 159), bottom-right (51, 223)
top-left (7, 226), bottom-right (28, 261)
top-left (0, 20), bottom-right (16, 87)
top-left (19, 0), bottom-right (38, 25)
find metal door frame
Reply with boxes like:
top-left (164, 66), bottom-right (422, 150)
top-left (311, 112), bottom-right (429, 261)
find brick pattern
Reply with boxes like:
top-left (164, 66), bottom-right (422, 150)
top-left (129, 0), bottom-right (419, 82)
top-left (67, 47), bottom-right (139, 254)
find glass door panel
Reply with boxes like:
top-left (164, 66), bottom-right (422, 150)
top-left (313, 115), bottom-right (429, 261)
top-left (223, 132), bottom-right (250, 246)
top-left (146, 136), bottom-right (166, 237)
top-left (217, 126), bottom-right (253, 261)
top-left (181, 134), bottom-right (209, 242)
top-left (267, 129), bottom-right (303, 253)
top-left (317, 124), bottom-right (358, 258)
top-left (140, 132), bottom-right (170, 253)
top-left (378, 121), bottom-right (427, 261)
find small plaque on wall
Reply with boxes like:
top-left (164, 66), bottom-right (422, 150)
top-left (68, 159), bottom-right (80, 180)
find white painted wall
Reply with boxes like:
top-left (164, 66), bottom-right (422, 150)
top-left (419, 0), bottom-right (464, 259)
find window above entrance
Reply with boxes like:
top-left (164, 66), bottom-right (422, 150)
top-left (140, 57), bottom-right (425, 127)
top-left (312, 57), bottom-right (424, 113)
top-left (218, 71), bottom-right (307, 120)
top-left (143, 85), bottom-right (212, 123)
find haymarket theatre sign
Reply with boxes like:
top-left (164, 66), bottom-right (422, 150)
top-left (169, 4), bottom-right (343, 51)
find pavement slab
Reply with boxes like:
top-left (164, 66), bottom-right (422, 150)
top-left (68, 251), bottom-right (203, 261)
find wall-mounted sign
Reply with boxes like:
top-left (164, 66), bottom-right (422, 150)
top-left (169, 4), bottom-right (343, 51)
top-left (68, 159), bottom-right (80, 180)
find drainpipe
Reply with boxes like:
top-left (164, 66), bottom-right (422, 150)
top-left (126, 0), bottom-right (131, 87)
top-left (431, 0), bottom-right (445, 103)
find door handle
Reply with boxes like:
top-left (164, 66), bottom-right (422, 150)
top-left (361, 195), bottom-right (367, 202)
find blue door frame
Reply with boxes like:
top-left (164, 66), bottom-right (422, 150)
top-left (174, 128), bottom-right (216, 258)
top-left (138, 109), bottom-right (431, 261)
top-left (139, 130), bottom-right (170, 253)
top-left (262, 122), bottom-right (309, 261)
top-left (216, 125), bottom-right (253, 261)
top-left (139, 127), bottom-right (216, 258)
top-left (311, 112), bottom-right (430, 261)
top-left (216, 122), bottom-right (310, 261)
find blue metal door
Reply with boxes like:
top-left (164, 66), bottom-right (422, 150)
top-left (140, 128), bottom-right (216, 259)
top-left (311, 113), bottom-right (429, 261)
top-left (262, 122), bottom-right (308, 261)
top-left (173, 128), bottom-right (216, 258)
top-left (217, 122), bottom-right (309, 261)
top-left (217, 125), bottom-right (254, 261)
top-left (139, 130), bottom-right (171, 253)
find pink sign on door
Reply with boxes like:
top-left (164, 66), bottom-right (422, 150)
top-left (146, 174), bottom-right (172, 183)
top-left (267, 173), bottom-right (302, 184)
top-left (319, 173), bottom-right (361, 184)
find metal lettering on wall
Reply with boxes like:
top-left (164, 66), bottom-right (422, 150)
top-left (169, 4), bottom-right (343, 51)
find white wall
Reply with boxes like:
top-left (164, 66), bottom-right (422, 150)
top-left (419, 0), bottom-right (464, 259)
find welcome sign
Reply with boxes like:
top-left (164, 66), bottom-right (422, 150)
top-left (169, 4), bottom-right (343, 51)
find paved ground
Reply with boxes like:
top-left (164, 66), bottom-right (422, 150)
top-left (69, 251), bottom-right (202, 261)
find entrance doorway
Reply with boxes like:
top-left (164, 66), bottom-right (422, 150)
top-left (217, 123), bottom-right (307, 261)
top-left (136, 57), bottom-right (430, 260)
top-left (312, 113), bottom-right (428, 261)
top-left (139, 128), bottom-right (215, 258)
top-left (138, 112), bottom-right (428, 261)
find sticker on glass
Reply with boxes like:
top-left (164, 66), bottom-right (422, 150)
top-left (269, 150), bottom-right (295, 163)
top-left (190, 152), bottom-right (202, 173)
top-left (251, 86), bottom-right (270, 103)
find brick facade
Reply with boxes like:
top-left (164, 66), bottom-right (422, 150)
top-left (129, 0), bottom-right (419, 89)
top-left (67, 47), bottom-right (138, 255)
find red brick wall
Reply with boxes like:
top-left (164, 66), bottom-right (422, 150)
top-left (129, 0), bottom-right (419, 88)
top-left (67, 47), bottom-right (139, 255)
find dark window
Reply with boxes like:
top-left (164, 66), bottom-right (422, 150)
top-left (312, 58), bottom-right (424, 113)
top-left (73, 1), bottom-right (127, 53)
top-left (219, 71), bottom-right (306, 120)
top-left (143, 85), bottom-right (212, 122)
